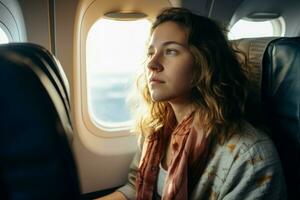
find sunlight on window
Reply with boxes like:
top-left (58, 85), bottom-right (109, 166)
top-left (0, 27), bottom-right (9, 44)
top-left (228, 19), bottom-right (274, 40)
top-left (86, 18), bottom-right (151, 128)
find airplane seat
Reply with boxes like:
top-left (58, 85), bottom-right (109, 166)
top-left (233, 37), bottom-right (300, 199)
top-left (0, 43), bottom-right (80, 199)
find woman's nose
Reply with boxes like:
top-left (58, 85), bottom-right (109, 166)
top-left (147, 55), bottom-right (163, 72)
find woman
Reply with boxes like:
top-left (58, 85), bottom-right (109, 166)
top-left (98, 7), bottom-right (286, 200)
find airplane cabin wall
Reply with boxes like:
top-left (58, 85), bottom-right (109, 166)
top-left (18, 0), bottom-right (78, 83)
top-left (18, 0), bottom-right (50, 49)
top-left (208, 0), bottom-right (243, 24)
top-left (55, 0), bottom-right (78, 83)
top-left (230, 0), bottom-right (300, 36)
top-left (180, 0), bottom-right (244, 25)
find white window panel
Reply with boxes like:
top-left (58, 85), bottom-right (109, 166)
top-left (86, 18), bottom-right (151, 129)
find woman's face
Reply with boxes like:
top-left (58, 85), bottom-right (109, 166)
top-left (146, 21), bottom-right (195, 104)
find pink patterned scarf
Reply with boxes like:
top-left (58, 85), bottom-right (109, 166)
top-left (136, 112), bottom-right (211, 199)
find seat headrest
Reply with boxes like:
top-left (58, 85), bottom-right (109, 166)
top-left (0, 43), bottom-right (80, 199)
top-left (231, 37), bottom-right (279, 125)
top-left (232, 37), bottom-right (278, 101)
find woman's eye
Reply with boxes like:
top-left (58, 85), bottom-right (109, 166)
top-left (165, 49), bottom-right (178, 55)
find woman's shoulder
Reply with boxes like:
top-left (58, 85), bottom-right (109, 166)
top-left (227, 121), bottom-right (277, 155)
top-left (215, 121), bottom-right (286, 199)
top-left (213, 120), bottom-right (282, 170)
top-left (207, 120), bottom-right (281, 172)
top-left (195, 121), bottom-right (286, 199)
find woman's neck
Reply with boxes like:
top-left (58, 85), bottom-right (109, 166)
top-left (169, 101), bottom-right (195, 124)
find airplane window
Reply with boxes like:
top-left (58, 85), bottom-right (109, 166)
top-left (0, 27), bottom-right (9, 44)
top-left (228, 18), bottom-right (285, 40)
top-left (86, 18), bottom-right (151, 128)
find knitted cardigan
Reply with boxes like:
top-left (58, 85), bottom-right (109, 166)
top-left (117, 121), bottom-right (286, 200)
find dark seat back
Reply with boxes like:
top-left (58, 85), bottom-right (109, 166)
top-left (262, 37), bottom-right (300, 199)
top-left (0, 43), bottom-right (80, 199)
top-left (233, 37), bottom-right (300, 199)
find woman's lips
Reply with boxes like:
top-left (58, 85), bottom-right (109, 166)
top-left (149, 78), bottom-right (164, 85)
top-left (149, 77), bottom-right (164, 83)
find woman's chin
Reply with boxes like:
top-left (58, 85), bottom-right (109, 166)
top-left (150, 93), bottom-right (166, 102)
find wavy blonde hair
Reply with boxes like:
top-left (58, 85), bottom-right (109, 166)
top-left (130, 7), bottom-right (249, 138)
